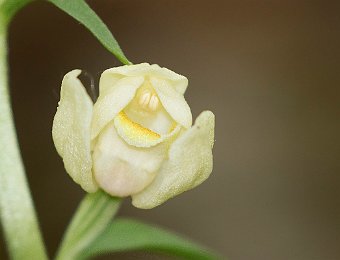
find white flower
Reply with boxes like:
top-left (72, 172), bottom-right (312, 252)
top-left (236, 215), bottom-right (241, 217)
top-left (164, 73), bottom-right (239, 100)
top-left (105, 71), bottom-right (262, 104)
top-left (52, 63), bottom-right (215, 209)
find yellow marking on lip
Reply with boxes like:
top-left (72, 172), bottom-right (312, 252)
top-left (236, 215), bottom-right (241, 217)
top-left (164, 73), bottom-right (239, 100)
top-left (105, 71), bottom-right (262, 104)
top-left (114, 111), bottom-right (180, 148)
top-left (115, 112), bottom-right (160, 143)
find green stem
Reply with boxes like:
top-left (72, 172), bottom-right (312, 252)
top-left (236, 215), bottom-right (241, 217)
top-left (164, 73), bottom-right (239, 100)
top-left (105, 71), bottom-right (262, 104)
top-left (55, 191), bottom-right (121, 260)
top-left (0, 15), bottom-right (48, 260)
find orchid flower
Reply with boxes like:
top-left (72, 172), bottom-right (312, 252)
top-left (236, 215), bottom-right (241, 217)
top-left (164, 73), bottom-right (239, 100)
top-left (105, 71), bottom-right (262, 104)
top-left (52, 63), bottom-right (215, 209)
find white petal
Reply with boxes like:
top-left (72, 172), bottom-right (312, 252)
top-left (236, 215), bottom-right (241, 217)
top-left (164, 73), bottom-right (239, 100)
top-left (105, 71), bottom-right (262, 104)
top-left (132, 111), bottom-right (215, 209)
top-left (100, 63), bottom-right (188, 95)
top-left (99, 63), bottom-right (150, 94)
top-left (93, 122), bottom-right (168, 197)
top-left (52, 70), bottom-right (98, 192)
top-left (148, 64), bottom-right (188, 94)
top-left (151, 77), bottom-right (192, 128)
top-left (91, 76), bottom-right (145, 140)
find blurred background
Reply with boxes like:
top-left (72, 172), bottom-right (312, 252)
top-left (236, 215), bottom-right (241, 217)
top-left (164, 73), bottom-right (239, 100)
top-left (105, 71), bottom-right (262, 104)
top-left (1, 0), bottom-right (339, 259)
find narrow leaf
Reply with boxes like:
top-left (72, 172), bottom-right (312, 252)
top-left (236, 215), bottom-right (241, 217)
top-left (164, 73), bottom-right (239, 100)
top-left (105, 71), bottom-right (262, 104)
top-left (81, 218), bottom-right (221, 260)
top-left (0, 0), bottom-right (33, 23)
top-left (55, 191), bottom-right (121, 260)
top-left (48, 0), bottom-right (131, 65)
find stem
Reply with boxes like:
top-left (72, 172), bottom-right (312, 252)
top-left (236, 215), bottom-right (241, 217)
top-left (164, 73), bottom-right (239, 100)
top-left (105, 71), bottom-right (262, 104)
top-left (55, 191), bottom-right (121, 260)
top-left (0, 15), bottom-right (48, 260)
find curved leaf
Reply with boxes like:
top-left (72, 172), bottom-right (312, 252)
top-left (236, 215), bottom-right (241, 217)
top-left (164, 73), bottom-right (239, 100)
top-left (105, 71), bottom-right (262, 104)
top-left (0, 0), bottom-right (33, 23)
top-left (80, 218), bottom-right (221, 260)
top-left (48, 0), bottom-right (131, 65)
top-left (55, 191), bottom-right (121, 260)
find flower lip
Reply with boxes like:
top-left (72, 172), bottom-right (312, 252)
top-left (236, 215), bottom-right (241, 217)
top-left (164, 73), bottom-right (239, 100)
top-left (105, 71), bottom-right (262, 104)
top-left (113, 111), bottom-right (180, 148)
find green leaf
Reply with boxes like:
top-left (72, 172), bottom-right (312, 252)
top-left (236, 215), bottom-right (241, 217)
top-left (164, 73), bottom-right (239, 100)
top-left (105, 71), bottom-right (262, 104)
top-left (48, 0), bottom-right (131, 65)
top-left (55, 191), bottom-right (121, 260)
top-left (80, 218), bottom-right (221, 260)
top-left (0, 0), bottom-right (33, 23)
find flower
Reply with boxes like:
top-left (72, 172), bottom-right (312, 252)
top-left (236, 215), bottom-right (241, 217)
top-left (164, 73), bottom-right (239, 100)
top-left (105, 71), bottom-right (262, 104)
top-left (52, 63), bottom-right (215, 209)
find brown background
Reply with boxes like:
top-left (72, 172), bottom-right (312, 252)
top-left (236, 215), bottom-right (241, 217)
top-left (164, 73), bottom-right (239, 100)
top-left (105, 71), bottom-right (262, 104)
top-left (1, 0), bottom-right (340, 259)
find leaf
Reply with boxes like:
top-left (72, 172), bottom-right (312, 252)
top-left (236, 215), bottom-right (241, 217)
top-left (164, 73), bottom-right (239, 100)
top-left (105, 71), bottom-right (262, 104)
top-left (0, 0), bottom-right (33, 22)
top-left (80, 218), bottom-right (221, 260)
top-left (48, 0), bottom-right (131, 65)
top-left (55, 191), bottom-right (121, 260)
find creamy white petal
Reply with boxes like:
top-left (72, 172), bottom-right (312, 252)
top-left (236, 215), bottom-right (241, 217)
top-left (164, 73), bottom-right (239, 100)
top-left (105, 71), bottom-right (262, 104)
top-left (132, 111), bottom-right (215, 209)
top-left (52, 70), bottom-right (98, 192)
top-left (91, 76), bottom-right (144, 140)
top-left (99, 63), bottom-right (150, 94)
top-left (100, 63), bottom-right (188, 95)
top-left (93, 122), bottom-right (169, 197)
top-left (151, 77), bottom-right (192, 128)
